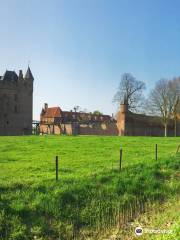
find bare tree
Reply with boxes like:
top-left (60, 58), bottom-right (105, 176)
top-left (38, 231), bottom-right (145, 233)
top-left (148, 79), bottom-right (174, 137)
top-left (113, 73), bottom-right (146, 112)
top-left (168, 77), bottom-right (180, 136)
top-left (73, 106), bottom-right (80, 112)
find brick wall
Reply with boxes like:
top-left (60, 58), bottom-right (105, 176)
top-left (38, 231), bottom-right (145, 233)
top-left (40, 122), bottom-right (118, 135)
top-left (78, 122), bottom-right (118, 135)
top-left (39, 104), bottom-right (180, 137)
top-left (117, 104), bottom-right (180, 136)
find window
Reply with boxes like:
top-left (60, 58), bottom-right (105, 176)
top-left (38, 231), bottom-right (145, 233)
top-left (14, 106), bottom-right (18, 113)
top-left (14, 94), bottom-right (18, 101)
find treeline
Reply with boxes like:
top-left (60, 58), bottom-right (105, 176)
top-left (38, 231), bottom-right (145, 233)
top-left (113, 73), bottom-right (180, 136)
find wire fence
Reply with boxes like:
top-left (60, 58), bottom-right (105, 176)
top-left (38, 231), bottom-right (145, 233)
top-left (37, 143), bottom-right (180, 239)
top-left (1, 142), bottom-right (179, 239)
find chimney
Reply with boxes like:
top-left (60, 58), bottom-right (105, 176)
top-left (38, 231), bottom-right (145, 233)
top-left (18, 70), bottom-right (23, 80)
top-left (44, 103), bottom-right (48, 110)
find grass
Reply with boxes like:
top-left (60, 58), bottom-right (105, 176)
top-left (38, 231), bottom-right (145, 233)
top-left (116, 197), bottom-right (180, 240)
top-left (0, 136), bottom-right (179, 239)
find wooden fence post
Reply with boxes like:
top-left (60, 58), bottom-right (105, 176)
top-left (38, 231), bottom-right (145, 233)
top-left (176, 145), bottom-right (180, 154)
top-left (119, 147), bottom-right (122, 171)
top-left (55, 156), bottom-right (59, 181)
top-left (155, 144), bottom-right (158, 161)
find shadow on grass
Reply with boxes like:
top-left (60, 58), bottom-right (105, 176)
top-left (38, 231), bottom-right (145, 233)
top-left (0, 154), bottom-right (179, 239)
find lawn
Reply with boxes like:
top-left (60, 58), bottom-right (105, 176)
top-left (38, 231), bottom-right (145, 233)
top-left (0, 136), bottom-right (179, 239)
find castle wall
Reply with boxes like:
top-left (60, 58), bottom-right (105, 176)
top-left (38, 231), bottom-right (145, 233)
top-left (78, 122), bottom-right (118, 135)
top-left (125, 113), bottom-right (165, 136)
top-left (40, 124), bottom-right (62, 135)
top-left (64, 124), bottom-right (73, 135)
top-left (39, 104), bottom-right (180, 137)
top-left (40, 122), bottom-right (118, 136)
top-left (117, 105), bottom-right (180, 137)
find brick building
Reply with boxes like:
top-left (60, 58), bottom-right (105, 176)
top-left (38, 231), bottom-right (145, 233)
top-left (0, 67), bottom-right (34, 135)
top-left (40, 103), bottom-right (118, 135)
top-left (40, 103), bottom-right (180, 136)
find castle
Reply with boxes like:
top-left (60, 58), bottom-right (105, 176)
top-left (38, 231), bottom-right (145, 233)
top-left (0, 67), bottom-right (34, 135)
top-left (40, 103), bottom-right (118, 135)
top-left (0, 67), bottom-right (179, 137)
top-left (40, 103), bottom-right (180, 136)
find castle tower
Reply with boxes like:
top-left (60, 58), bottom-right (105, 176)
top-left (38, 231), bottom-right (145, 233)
top-left (116, 103), bottom-right (128, 136)
top-left (24, 66), bottom-right (34, 81)
top-left (0, 67), bottom-right (34, 135)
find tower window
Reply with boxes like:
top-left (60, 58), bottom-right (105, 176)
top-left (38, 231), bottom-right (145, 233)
top-left (14, 106), bottom-right (18, 113)
top-left (14, 94), bottom-right (18, 101)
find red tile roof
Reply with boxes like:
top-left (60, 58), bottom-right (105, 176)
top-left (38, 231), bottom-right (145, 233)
top-left (41, 105), bottom-right (115, 123)
top-left (43, 107), bottom-right (61, 118)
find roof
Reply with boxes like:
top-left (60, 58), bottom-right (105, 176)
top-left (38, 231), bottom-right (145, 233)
top-left (61, 110), bottom-right (113, 122)
top-left (24, 67), bottom-right (34, 80)
top-left (1, 70), bottom-right (18, 82)
top-left (42, 107), bottom-right (61, 118)
top-left (62, 111), bottom-right (110, 117)
top-left (41, 105), bottom-right (115, 123)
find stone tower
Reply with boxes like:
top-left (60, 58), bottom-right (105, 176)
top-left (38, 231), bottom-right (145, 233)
top-left (0, 67), bottom-right (34, 135)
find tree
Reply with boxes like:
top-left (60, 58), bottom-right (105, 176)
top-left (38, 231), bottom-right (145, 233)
top-left (168, 77), bottom-right (180, 136)
top-left (73, 106), bottom-right (80, 112)
top-left (113, 73), bottom-right (146, 112)
top-left (147, 79), bottom-right (173, 137)
top-left (93, 110), bottom-right (102, 115)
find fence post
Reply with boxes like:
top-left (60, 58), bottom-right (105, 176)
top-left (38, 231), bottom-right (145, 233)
top-left (119, 147), bottom-right (122, 171)
top-left (176, 145), bottom-right (180, 154)
top-left (155, 144), bottom-right (158, 161)
top-left (55, 156), bottom-right (59, 181)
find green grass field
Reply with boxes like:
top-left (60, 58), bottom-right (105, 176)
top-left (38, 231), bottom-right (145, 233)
top-left (0, 136), bottom-right (179, 239)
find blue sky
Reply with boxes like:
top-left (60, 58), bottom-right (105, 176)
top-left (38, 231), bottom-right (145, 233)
top-left (1, 0), bottom-right (180, 119)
